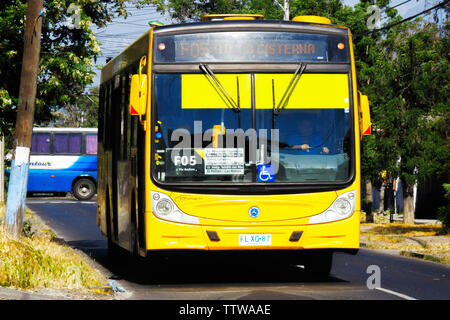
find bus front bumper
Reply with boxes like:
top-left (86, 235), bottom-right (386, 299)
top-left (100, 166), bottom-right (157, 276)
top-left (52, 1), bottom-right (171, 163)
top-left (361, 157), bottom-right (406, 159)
top-left (145, 211), bottom-right (360, 252)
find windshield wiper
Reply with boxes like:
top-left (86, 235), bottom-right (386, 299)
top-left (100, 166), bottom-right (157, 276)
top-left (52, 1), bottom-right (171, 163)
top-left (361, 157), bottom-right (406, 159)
top-left (273, 63), bottom-right (306, 115)
top-left (199, 64), bottom-right (240, 112)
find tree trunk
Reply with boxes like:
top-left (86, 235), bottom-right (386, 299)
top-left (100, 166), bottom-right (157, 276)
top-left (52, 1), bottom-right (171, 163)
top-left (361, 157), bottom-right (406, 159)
top-left (403, 184), bottom-right (415, 225)
top-left (379, 183), bottom-right (385, 212)
top-left (365, 180), bottom-right (374, 223)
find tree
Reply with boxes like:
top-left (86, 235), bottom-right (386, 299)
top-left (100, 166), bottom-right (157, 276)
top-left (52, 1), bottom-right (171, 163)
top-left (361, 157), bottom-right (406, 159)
top-left (368, 20), bottom-right (449, 223)
top-left (51, 87), bottom-right (98, 127)
top-left (0, 0), bottom-right (137, 137)
top-left (147, 0), bottom-right (285, 21)
top-left (0, 0), bottom-right (149, 237)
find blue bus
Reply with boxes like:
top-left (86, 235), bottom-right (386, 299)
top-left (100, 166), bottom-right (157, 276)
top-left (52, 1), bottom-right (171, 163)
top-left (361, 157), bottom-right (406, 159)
top-left (27, 127), bottom-right (98, 200)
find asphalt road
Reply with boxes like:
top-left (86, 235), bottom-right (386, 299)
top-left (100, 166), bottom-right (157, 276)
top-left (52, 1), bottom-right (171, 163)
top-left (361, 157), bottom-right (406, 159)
top-left (26, 197), bottom-right (450, 301)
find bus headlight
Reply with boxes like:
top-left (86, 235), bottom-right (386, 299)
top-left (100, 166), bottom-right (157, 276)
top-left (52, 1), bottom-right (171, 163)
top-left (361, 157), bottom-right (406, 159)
top-left (151, 191), bottom-right (200, 225)
top-left (155, 199), bottom-right (173, 216)
top-left (334, 198), bottom-right (352, 216)
top-left (308, 190), bottom-right (357, 224)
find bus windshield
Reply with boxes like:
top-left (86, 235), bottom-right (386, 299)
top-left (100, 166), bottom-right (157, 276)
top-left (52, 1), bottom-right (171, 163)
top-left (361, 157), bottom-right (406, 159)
top-left (152, 72), bottom-right (353, 185)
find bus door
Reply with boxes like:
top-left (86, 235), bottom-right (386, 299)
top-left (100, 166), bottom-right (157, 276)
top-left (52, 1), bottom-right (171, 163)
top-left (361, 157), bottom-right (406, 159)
top-left (112, 73), bottom-right (133, 250)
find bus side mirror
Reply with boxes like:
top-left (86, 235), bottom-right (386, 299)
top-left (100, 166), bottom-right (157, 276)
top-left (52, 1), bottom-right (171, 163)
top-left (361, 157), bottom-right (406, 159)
top-left (129, 74), bottom-right (147, 117)
top-left (359, 91), bottom-right (371, 137)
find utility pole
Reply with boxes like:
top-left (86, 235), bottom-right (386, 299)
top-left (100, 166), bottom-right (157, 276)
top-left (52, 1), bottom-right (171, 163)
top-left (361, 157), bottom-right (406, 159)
top-left (4, 0), bottom-right (43, 238)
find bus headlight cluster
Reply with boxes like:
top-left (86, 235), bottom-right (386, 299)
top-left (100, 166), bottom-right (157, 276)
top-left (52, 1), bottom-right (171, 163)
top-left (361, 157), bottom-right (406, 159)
top-left (308, 190), bottom-right (357, 224)
top-left (151, 191), bottom-right (200, 225)
top-left (155, 199), bottom-right (173, 216)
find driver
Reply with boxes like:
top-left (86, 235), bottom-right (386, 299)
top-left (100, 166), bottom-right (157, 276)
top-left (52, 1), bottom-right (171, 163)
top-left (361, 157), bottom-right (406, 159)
top-left (287, 115), bottom-right (330, 154)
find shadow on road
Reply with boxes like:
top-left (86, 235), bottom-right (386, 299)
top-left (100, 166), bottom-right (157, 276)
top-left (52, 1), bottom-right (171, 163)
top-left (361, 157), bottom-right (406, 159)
top-left (67, 239), bottom-right (348, 287)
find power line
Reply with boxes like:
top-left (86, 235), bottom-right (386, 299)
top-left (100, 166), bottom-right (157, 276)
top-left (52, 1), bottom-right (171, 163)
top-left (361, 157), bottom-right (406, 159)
top-left (356, 0), bottom-right (448, 37)
top-left (390, 0), bottom-right (413, 9)
top-left (377, 0), bottom-right (413, 21)
top-left (106, 20), bottom-right (150, 27)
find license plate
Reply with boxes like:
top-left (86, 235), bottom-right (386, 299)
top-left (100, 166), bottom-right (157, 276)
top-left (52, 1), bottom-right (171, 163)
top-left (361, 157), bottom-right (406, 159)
top-left (239, 234), bottom-right (272, 246)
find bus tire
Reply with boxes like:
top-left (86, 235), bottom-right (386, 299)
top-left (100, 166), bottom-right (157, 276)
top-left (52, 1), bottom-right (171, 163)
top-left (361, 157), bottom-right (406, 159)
top-left (72, 178), bottom-right (96, 201)
top-left (107, 237), bottom-right (121, 258)
top-left (105, 187), bottom-right (120, 259)
top-left (130, 219), bottom-right (139, 258)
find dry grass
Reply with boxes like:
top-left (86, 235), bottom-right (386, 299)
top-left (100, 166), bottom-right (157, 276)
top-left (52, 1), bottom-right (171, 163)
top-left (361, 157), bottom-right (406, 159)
top-left (0, 202), bottom-right (107, 292)
top-left (367, 223), bottom-right (445, 236)
top-left (361, 223), bottom-right (450, 266)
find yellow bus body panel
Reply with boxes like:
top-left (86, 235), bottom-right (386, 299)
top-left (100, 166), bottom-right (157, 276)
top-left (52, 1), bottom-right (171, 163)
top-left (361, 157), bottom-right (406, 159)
top-left (144, 183), bottom-right (360, 251)
top-left (255, 74), bottom-right (350, 109)
top-left (181, 73), bottom-right (349, 110)
top-left (181, 74), bottom-right (252, 109)
top-left (145, 207), bottom-right (360, 251)
top-left (170, 191), bottom-right (337, 222)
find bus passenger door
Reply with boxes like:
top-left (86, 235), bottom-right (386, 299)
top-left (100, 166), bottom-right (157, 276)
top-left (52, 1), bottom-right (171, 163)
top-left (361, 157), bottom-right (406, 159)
top-left (112, 73), bottom-right (133, 251)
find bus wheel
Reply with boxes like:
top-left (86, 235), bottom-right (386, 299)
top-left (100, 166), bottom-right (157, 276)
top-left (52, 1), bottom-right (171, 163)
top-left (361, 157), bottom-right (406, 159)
top-left (73, 178), bottom-right (96, 201)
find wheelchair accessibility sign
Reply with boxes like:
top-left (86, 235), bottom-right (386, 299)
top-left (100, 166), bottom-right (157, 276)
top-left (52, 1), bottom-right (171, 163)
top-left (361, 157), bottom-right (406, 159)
top-left (257, 164), bottom-right (275, 182)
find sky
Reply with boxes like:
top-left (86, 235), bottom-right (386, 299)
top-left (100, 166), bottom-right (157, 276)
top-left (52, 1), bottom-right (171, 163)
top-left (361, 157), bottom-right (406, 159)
top-left (88, 0), bottom-right (445, 89)
top-left (90, 5), bottom-right (171, 88)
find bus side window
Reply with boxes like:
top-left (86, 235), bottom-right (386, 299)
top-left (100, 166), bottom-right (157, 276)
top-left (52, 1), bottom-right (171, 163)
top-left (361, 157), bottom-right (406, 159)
top-left (54, 133), bottom-right (82, 154)
top-left (31, 133), bottom-right (51, 154)
top-left (86, 134), bottom-right (97, 155)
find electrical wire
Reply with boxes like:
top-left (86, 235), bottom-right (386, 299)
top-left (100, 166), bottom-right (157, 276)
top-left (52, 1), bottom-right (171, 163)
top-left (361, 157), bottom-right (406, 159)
top-left (356, 0), bottom-right (448, 37)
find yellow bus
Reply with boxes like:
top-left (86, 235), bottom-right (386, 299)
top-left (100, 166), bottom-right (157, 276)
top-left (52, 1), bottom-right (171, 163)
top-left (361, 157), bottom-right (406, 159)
top-left (98, 14), bottom-right (371, 276)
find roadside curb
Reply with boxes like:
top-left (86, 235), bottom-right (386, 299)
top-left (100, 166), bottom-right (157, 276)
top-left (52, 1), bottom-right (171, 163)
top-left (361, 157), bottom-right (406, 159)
top-left (0, 286), bottom-right (112, 300)
top-left (399, 251), bottom-right (442, 263)
top-left (361, 242), bottom-right (443, 264)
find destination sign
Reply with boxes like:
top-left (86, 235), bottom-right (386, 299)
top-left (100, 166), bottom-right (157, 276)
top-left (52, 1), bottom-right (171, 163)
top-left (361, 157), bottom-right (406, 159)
top-left (155, 31), bottom-right (348, 63)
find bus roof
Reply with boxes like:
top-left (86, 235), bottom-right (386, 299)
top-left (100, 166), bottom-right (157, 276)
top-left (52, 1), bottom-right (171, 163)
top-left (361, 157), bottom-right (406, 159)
top-left (151, 19), bottom-right (348, 37)
top-left (32, 127), bottom-right (98, 133)
top-left (101, 19), bottom-right (349, 84)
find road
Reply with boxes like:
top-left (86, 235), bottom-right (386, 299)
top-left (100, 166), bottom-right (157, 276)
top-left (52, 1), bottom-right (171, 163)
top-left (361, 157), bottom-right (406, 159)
top-left (26, 197), bottom-right (450, 301)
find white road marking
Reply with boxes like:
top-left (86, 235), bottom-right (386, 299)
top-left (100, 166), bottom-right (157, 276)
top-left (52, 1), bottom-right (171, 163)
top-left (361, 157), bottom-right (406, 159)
top-left (376, 287), bottom-right (417, 300)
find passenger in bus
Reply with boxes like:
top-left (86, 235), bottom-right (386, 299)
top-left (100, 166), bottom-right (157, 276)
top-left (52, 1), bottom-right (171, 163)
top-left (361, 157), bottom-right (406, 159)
top-left (287, 116), bottom-right (330, 154)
